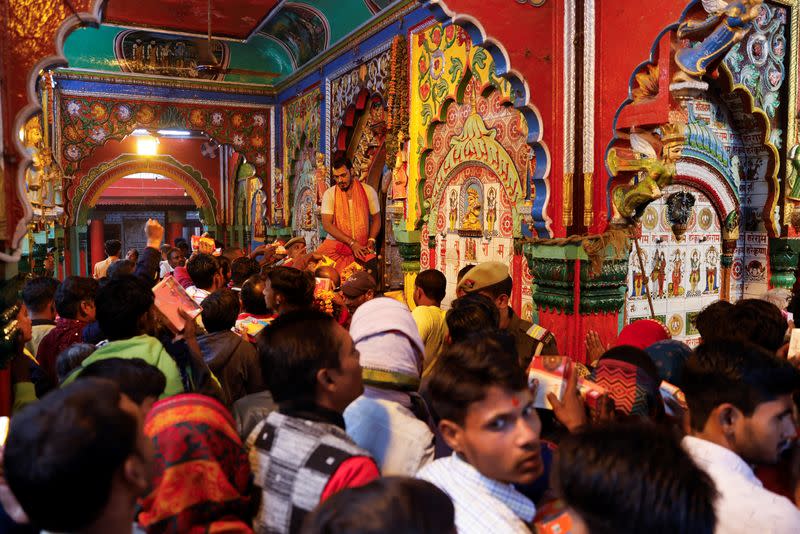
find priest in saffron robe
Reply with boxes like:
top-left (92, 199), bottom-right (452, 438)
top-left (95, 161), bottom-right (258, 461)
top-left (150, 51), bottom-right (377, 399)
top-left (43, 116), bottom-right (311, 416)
top-left (317, 155), bottom-right (381, 274)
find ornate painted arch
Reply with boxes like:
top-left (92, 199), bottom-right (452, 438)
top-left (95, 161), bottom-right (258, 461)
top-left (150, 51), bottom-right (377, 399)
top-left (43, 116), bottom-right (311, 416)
top-left (420, 6), bottom-right (552, 237)
top-left (69, 154), bottom-right (218, 227)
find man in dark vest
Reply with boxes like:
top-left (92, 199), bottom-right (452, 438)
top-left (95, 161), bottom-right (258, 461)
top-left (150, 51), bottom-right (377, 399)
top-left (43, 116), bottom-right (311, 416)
top-left (457, 262), bottom-right (558, 370)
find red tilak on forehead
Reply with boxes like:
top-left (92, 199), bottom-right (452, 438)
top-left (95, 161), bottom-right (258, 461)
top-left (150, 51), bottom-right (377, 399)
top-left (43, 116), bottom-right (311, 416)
top-left (511, 396), bottom-right (520, 407)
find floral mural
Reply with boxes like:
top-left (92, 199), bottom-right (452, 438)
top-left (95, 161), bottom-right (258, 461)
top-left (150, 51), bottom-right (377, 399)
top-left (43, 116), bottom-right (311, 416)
top-left (56, 91), bottom-right (272, 186)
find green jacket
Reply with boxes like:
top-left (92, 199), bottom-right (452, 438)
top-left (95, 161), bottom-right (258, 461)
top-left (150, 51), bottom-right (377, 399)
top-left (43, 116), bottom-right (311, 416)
top-left (64, 335), bottom-right (184, 398)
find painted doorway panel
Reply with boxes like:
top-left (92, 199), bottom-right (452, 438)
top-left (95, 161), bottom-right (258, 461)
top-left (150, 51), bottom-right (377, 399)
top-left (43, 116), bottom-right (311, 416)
top-left (627, 185), bottom-right (728, 347)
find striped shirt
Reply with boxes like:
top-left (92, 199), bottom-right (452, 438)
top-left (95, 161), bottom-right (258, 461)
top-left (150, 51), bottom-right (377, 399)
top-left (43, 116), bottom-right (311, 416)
top-left (417, 453), bottom-right (535, 534)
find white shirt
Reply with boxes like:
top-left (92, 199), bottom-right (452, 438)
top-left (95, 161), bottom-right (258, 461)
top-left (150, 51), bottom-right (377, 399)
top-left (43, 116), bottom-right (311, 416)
top-left (417, 453), bottom-right (535, 534)
top-left (683, 435), bottom-right (800, 534)
top-left (344, 395), bottom-right (434, 476)
top-left (159, 260), bottom-right (172, 279)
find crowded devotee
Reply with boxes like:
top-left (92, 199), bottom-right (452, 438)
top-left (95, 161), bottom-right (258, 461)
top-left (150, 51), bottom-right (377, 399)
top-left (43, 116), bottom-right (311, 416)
top-left (197, 288), bottom-right (264, 406)
top-left (92, 239), bottom-right (122, 279)
top-left (344, 298), bottom-right (434, 476)
top-left (20, 277), bottom-right (59, 357)
top-left (9, 2), bottom-right (800, 533)
top-left (36, 276), bottom-right (98, 386)
top-left (411, 269), bottom-right (448, 376)
top-left (248, 310), bottom-right (379, 532)
top-left (681, 340), bottom-right (800, 532)
top-left (456, 262), bottom-right (557, 368)
top-left (341, 270), bottom-right (377, 316)
top-left (185, 253), bottom-right (224, 306)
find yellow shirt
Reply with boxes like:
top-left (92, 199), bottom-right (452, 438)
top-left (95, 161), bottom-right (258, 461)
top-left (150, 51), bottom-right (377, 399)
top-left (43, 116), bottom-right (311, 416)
top-left (412, 305), bottom-right (448, 377)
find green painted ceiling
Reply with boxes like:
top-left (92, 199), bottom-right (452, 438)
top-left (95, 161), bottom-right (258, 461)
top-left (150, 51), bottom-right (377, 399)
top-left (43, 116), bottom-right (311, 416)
top-left (61, 0), bottom-right (402, 86)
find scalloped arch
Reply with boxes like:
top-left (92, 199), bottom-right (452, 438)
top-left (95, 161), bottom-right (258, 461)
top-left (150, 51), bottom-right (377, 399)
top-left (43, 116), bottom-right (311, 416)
top-left (7, 1), bottom-right (106, 259)
top-left (423, 1), bottom-right (552, 237)
top-left (70, 154), bottom-right (217, 227)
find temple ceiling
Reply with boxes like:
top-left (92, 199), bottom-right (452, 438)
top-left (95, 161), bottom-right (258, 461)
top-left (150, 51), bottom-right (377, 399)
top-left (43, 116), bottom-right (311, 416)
top-left (62, 0), bottom-right (403, 86)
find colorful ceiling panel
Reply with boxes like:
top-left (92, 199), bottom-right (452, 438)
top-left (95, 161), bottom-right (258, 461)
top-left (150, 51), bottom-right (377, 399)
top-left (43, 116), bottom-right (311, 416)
top-left (63, 0), bottom-right (403, 86)
top-left (103, 0), bottom-right (280, 40)
top-left (258, 0), bottom-right (396, 70)
top-left (63, 26), bottom-right (294, 85)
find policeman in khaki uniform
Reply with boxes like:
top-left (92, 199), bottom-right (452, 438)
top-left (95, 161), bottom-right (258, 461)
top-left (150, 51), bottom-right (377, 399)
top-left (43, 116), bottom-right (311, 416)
top-left (456, 262), bottom-right (558, 369)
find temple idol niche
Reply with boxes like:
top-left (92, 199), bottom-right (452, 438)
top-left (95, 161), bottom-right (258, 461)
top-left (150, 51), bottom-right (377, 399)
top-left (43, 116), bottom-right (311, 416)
top-left (422, 83), bottom-right (533, 316)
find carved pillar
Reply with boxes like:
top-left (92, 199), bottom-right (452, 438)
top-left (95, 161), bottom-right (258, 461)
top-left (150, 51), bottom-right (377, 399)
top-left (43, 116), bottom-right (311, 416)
top-left (525, 238), bottom-right (629, 365)
top-left (769, 238), bottom-right (800, 289)
top-left (719, 238), bottom-right (737, 301)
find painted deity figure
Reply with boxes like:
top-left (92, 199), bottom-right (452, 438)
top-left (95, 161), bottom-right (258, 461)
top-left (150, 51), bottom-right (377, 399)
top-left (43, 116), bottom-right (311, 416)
top-left (391, 133), bottom-right (409, 201)
top-left (656, 251), bottom-right (667, 297)
top-left (461, 188), bottom-right (482, 231)
top-left (486, 187), bottom-right (497, 233)
top-left (609, 125), bottom-right (685, 219)
top-left (674, 0), bottom-right (762, 83)
top-left (689, 249), bottom-right (701, 294)
top-left (631, 250), bottom-right (648, 298)
top-left (448, 190), bottom-right (458, 231)
top-left (649, 250), bottom-right (662, 298)
top-left (315, 153), bottom-right (329, 206)
top-left (705, 246), bottom-right (719, 292)
top-left (669, 250), bottom-right (684, 297)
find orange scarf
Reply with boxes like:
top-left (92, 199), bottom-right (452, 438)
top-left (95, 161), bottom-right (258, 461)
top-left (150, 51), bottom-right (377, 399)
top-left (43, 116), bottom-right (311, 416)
top-left (333, 179), bottom-right (370, 246)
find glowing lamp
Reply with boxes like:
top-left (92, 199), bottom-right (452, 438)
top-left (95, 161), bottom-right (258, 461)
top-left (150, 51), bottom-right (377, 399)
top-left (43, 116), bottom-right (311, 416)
top-left (137, 136), bottom-right (159, 156)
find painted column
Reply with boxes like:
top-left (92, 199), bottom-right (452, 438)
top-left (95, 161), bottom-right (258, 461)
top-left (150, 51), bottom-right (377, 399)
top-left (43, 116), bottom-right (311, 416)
top-left (89, 218), bottom-right (105, 270)
top-left (166, 210), bottom-right (185, 247)
top-left (525, 239), bottom-right (629, 365)
top-left (768, 238), bottom-right (800, 289)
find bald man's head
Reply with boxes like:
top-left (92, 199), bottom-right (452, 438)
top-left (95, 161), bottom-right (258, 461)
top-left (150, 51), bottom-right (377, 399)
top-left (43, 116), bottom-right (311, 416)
top-left (315, 266), bottom-right (341, 289)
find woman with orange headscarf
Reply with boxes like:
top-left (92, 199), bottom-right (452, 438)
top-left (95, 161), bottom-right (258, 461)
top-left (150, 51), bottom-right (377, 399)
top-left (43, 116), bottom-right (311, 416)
top-left (138, 394), bottom-right (253, 533)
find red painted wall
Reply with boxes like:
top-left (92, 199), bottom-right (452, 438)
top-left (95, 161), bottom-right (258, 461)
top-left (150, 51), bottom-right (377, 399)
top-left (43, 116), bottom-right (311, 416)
top-left (72, 137), bottom-right (223, 206)
top-left (591, 0), bottom-right (688, 232)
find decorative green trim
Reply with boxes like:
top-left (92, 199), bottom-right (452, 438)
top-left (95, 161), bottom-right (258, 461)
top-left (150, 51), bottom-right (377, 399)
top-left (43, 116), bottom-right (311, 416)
top-left (579, 256), bottom-right (629, 314)
top-left (266, 226), bottom-right (293, 239)
top-left (525, 243), bottom-right (576, 314)
top-left (769, 238), bottom-right (800, 289)
top-left (362, 368), bottom-right (420, 391)
top-left (398, 240), bottom-right (421, 274)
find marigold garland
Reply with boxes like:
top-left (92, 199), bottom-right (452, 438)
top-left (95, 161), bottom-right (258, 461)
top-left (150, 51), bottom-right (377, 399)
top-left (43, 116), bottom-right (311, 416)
top-left (385, 34), bottom-right (409, 170)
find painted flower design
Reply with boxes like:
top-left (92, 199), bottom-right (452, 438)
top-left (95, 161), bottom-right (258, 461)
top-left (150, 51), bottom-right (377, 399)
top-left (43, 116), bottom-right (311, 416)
top-left (445, 25), bottom-right (456, 42)
top-left (115, 105), bottom-right (132, 121)
top-left (211, 112), bottom-right (224, 125)
top-left (64, 124), bottom-right (81, 142)
top-left (253, 114), bottom-right (265, 126)
top-left (65, 144), bottom-right (82, 161)
top-left (137, 106), bottom-right (155, 124)
top-left (419, 82), bottom-right (431, 101)
top-left (251, 135), bottom-right (265, 148)
top-left (231, 114), bottom-right (244, 128)
top-left (417, 33), bottom-right (426, 47)
top-left (90, 103), bottom-right (108, 121)
top-left (254, 154), bottom-right (266, 165)
top-left (189, 109), bottom-right (206, 127)
top-left (232, 134), bottom-right (244, 146)
top-left (89, 127), bottom-right (107, 143)
top-left (66, 100), bottom-right (82, 117)
top-left (430, 50), bottom-right (445, 80)
top-left (418, 55), bottom-right (428, 75)
top-left (430, 26), bottom-right (443, 48)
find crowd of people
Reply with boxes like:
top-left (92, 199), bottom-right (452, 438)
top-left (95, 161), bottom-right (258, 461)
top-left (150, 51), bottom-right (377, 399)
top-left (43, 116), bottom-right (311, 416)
top-left (1, 157), bottom-right (800, 533)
